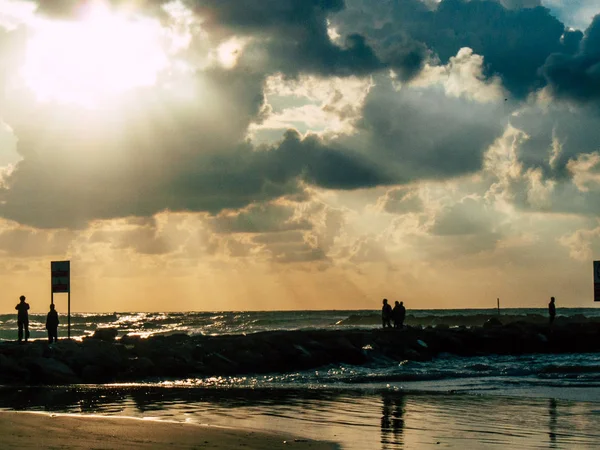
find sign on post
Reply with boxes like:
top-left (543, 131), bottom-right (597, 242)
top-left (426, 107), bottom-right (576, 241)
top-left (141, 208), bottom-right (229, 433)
top-left (51, 260), bottom-right (71, 339)
top-left (51, 261), bottom-right (70, 293)
top-left (594, 261), bottom-right (600, 302)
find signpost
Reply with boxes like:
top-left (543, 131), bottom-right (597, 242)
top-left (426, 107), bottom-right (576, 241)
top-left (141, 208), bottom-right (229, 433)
top-left (594, 261), bottom-right (600, 302)
top-left (51, 261), bottom-right (71, 338)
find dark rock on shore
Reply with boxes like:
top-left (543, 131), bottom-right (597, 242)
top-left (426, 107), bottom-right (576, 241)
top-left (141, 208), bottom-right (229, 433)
top-left (337, 313), bottom-right (598, 328)
top-left (0, 321), bottom-right (599, 385)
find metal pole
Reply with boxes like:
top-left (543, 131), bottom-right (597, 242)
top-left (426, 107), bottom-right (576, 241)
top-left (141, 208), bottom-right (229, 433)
top-left (497, 298), bottom-right (500, 315)
top-left (68, 290), bottom-right (71, 339)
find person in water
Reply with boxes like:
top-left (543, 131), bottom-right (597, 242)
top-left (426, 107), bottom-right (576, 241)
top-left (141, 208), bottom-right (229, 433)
top-left (548, 297), bottom-right (556, 326)
top-left (15, 295), bottom-right (30, 342)
top-left (46, 304), bottom-right (59, 343)
top-left (382, 299), bottom-right (393, 328)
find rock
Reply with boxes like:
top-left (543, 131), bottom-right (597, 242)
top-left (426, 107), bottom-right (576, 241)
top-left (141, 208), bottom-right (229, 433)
top-left (483, 317), bottom-right (502, 329)
top-left (120, 334), bottom-right (143, 346)
top-left (90, 328), bottom-right (118, 341)
top-left (1, 324), bottom-right (600, 385)
top-left (0, 354), bottom-right (29, 382)
top-left (75, 339), bottom-right (126, 374)
top-left (125, 357), bottom-right (156, 379)
top-left (23, 357), bottom-right (79, 384)
top-left (81, 364), bottom-right (117, 383)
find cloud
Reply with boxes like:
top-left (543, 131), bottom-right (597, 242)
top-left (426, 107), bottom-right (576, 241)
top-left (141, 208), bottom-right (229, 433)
top-left (510, 101), bottom-right (600, 178)
top-left (498, 0), bottom-right (542, 9)
top-left (559, 224), bottom-right (600, 261)
top-left (0, 66), bottom-right (510, 229)
top-left (430, 196), bottom-right (498, 236)
top-left (343, 75), bottom-right (507, 183)
top-left (412, 47), bottom-right (505, 103)
top-left (541, 14), bottom-right (600, 103)
top-left (333, 0), bottom-right (572, 97)
top-left (251, 73), bottom-right (374, 138)
top-left (189, 0), bottom-right (427, 80)
top-left (209, 202), bottom-right (311, 234)
top-left (542, 0), bottom-right (598, 29)
top-left (376, 187), bottom-right (424, 215)
top-left (0, 222), bottom-right (75, 256)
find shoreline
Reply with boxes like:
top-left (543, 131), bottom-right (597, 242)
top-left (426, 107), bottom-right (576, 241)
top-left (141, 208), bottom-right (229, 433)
top-left (0, 411), bottom-right (339, 449)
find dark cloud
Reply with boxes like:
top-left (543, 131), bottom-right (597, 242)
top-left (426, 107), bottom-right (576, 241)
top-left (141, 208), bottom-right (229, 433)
top-left (541, 15), bottom-right (600, 103)
top-left (197, 0), bottom-right (426, 80)
top-left (510, 103), bottom-right (600, 178)
top-left (333, 0), bottom-right (571, 97)
top-left (343, 76), bottom-right (507, 183)
top-left (496, 0), bottom-right (541, 9)
top-left (264, 130), bottom-right (391, 190)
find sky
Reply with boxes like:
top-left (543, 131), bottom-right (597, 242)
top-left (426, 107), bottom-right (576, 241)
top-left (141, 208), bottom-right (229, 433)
top-left (0, 0), bottom-right (599, 312)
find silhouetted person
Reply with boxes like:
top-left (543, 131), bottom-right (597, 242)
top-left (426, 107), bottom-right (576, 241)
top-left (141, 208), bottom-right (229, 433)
top-left (15, 295), bottom-right (30, 342)
top-left (549, 297), bottom-right (556, 326)
top-left (397, 301), bottom-right (406, 329)
top-left (392, 301), bottom-right (401, 328)
top-left (382, 299), bottom-right (392, 328)
top-left (46, 304), bottom-right (59, 343)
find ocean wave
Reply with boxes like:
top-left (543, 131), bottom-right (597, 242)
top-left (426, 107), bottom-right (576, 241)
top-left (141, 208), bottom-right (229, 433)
top-left (1, 308), bottom-right (600, 341)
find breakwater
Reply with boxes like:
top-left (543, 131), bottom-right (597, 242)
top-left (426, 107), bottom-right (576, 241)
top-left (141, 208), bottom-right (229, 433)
top-left (1, 319), bottom-right (599, 385)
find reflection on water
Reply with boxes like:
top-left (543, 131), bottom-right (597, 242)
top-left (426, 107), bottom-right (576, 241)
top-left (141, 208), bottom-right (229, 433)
top-left (549, 398), bottom-right (557, 448)
top-left (0, 386), bottom-right (599, 449)
top-left (381, 394), bottom-right (405, 449)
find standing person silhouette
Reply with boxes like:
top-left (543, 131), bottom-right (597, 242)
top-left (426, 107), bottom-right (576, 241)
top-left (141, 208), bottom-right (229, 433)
top-left (46, 304), bottom-right (59, 343)
top-left (392, 301), bottom-right (401, 328)
top-left (382, 299), bottom-right (392, 328)
top-left (15, 295), bottom-right (30, 342)
top-left (398, 301), bottom-right (406, 329)
top-left (548, 297), bottom-right (556, 326)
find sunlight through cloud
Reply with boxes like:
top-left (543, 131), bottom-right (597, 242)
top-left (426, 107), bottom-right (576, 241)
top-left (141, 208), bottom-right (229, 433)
top-left (20, 1), bottom-right (171, 107)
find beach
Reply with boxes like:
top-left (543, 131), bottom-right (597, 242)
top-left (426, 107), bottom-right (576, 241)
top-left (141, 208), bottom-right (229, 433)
top-left (1, 388), bottom-right (600, 449)
top-left (0, 411), bottom-right (338, 449)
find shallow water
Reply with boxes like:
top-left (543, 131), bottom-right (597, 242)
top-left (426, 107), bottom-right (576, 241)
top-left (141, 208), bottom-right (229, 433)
top-left (0, 386), bottom-right (599, 449)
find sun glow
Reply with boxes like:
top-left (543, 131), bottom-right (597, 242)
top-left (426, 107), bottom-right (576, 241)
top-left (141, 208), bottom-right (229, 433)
top-left (21, 2), bottom-right (170, 106)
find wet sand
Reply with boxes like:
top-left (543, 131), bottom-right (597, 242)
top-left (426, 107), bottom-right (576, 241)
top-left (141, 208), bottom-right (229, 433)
top-left (0, 411), bottom-right (339, 449)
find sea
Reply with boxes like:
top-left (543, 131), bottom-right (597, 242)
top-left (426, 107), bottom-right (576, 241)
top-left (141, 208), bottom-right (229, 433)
top-left (1, 307), bottom-right (600, 449)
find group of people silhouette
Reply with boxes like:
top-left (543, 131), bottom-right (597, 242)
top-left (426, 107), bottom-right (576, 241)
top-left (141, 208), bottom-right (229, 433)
top-left (381, 296), bottom-right (558, 329)
top-left (381, 299), bottom-right (406, 329)
top-left (15, 295), bottom-right (59, 343)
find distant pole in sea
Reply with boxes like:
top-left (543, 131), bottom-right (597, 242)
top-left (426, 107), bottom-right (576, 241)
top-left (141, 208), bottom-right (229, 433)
top-left (497, 298), bottom-right (500, 315)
